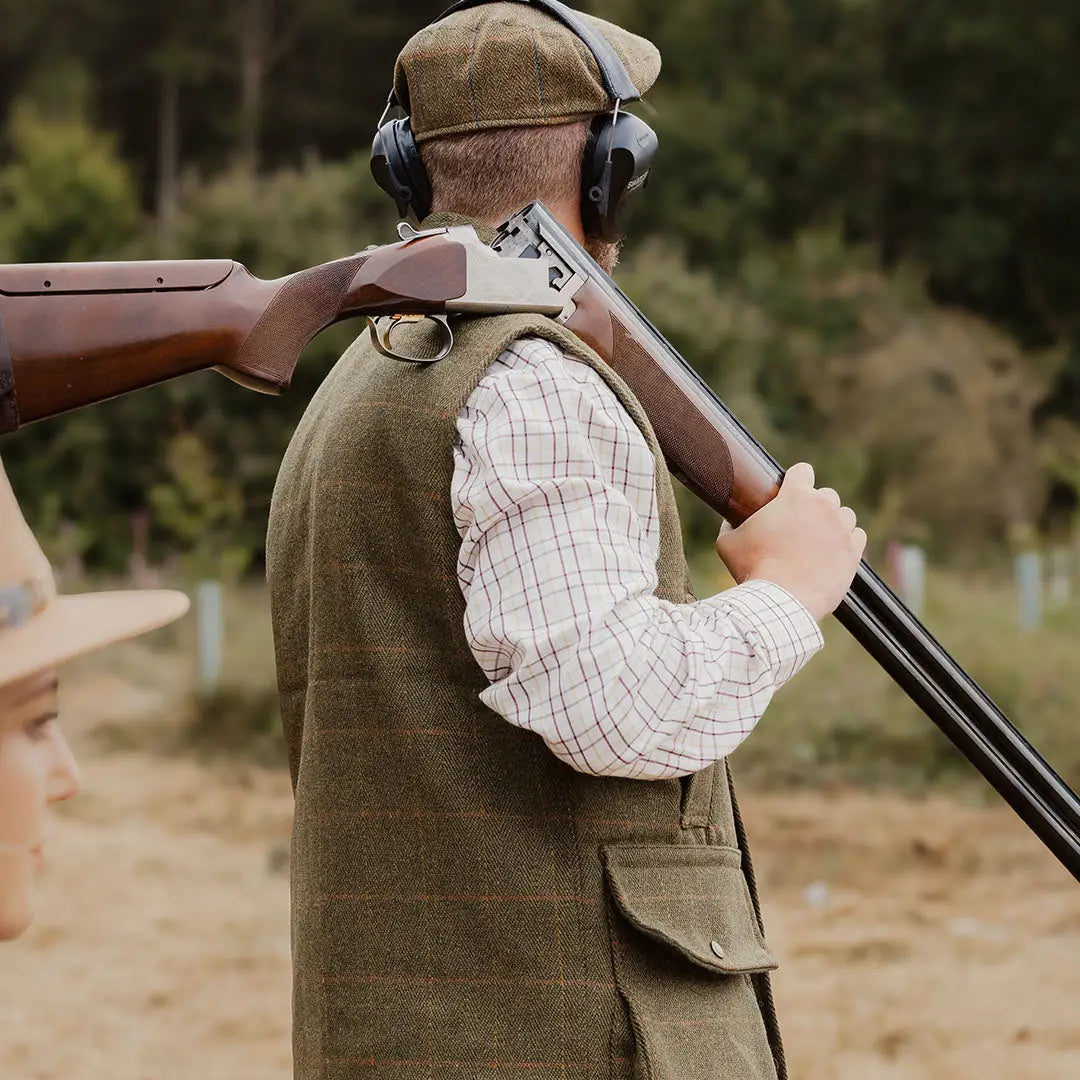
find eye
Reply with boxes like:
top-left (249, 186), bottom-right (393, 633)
top-left (26, 713), bottom-right (58, 742)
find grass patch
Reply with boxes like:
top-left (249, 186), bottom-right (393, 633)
top-left (174, 580), bottom-right (286, 767)
top-left (688, 557), bottom-right (1080, 796)
top-left (182, 684), bottom-right (286, 767)
top-left (71, 564), bottom-right (1080, 796)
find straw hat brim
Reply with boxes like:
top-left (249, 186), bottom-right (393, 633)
top-left (0, 590), bottom-right (190, 689)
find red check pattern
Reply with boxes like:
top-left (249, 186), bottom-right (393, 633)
top-left (451, 337), bottom-right (824, 779)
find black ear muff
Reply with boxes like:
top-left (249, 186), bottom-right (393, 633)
top-left (370, 115), bottom-right (433, 222)
top-left (582, 109), bottom-right (659, 243)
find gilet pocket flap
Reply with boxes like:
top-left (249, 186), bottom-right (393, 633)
top-left (602, 843), bottom-right (778, 975)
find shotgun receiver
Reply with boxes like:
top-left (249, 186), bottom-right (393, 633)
top-left (0, 225), bottom-right (560, 431)
top-left (1, 202), bottom-right (1078, 884)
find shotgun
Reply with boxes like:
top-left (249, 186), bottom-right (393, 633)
top-left (2, 203), bottom-right (1078, 884)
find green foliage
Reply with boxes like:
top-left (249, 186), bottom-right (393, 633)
top-left (728, 233), bottom-right (1063, 553)
top-left (148, 434), bottom-right (252, 581)
top-left (600, 0), bottom-right (1080, 352)
top-left (168, 154), bottom-right (395, 272)
top-left (184, 684), bottom-right (285, 767)
top-left (620, 226), bottom-right (1062, 556)
top-left (0, 101), bottom-right (139, 261)
top-left (720, 562), bottom-right (1080, 795)
top-left (3, 0), bottom-right (1080, 577)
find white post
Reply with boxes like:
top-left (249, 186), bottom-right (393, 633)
top-left (1016, 552), bottom-right (1042, 632)
top-left (1048, 546), bottom-right (1071, 609)
top-left (196, 580), bottom-right (224, 694)
top-left (898, 544), bottom-right (926, 617)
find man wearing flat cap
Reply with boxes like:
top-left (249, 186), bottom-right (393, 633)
top-left (267, 4), bottom-right (864, 1079)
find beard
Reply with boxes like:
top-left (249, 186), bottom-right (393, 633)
top-left (584, 235), bottom-right (623, 274)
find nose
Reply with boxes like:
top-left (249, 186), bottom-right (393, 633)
top-left (46, 727), bottom-right (82, 804)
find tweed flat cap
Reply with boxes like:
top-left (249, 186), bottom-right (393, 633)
top-left (393, 1), bottom-right (661, 142)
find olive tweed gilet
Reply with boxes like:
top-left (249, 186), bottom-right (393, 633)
top-left (266, 229), bottom-right (786, 1080)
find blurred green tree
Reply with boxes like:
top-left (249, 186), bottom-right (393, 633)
top-left (2, 0), bottom-right (1079, 573)
top-left (0, 101), bottom-right (139, 261)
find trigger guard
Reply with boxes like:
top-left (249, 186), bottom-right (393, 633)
top-left (366, 315), bottom-right (454, 364)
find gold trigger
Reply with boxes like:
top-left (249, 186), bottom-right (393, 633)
top-left (366, 314), bottom-right (454, 364)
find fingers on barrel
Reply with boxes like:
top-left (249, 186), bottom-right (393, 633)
top-left (785, 462), bottom-right (865, 548)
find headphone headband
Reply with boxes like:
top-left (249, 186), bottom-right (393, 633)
top-left (432, 0), bottom-right (641, 104)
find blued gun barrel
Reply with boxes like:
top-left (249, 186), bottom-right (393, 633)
top-left (494, 201), bottom-right (1080, 884)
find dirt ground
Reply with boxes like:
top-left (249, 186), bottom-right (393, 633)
top-left (1, 669), bottom-right (1078, 1080)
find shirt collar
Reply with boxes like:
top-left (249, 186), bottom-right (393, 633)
top-left (418, 212), bottom-right (498, 247)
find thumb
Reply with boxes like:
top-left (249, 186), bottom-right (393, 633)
top-left (715, 517), bottom-right (737, 554)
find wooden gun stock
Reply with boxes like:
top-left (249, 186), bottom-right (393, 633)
top-left (0, 235), bottom-right (469, 431)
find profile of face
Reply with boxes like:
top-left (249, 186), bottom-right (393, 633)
top-left (0, 668), bottom-right (81, 941)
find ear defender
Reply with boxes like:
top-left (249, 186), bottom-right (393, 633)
top-left (581, 108), bottom-right (659, 244)
top-left (370, 110), bottom-right (433, 222)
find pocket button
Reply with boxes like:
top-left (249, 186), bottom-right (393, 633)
top-left (709, 940), bottom-right (726, 959)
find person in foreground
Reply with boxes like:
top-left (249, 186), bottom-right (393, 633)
top-left (0, 458), bottom-right (188, 941)
top-left (266, 3), bottom-right (865, 1078)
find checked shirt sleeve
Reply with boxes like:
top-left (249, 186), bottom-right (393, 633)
top-left (451, 336), bottom-right (824, 780)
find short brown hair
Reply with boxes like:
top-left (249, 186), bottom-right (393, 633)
top-left (419, 120), bottom-right (589, 224)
